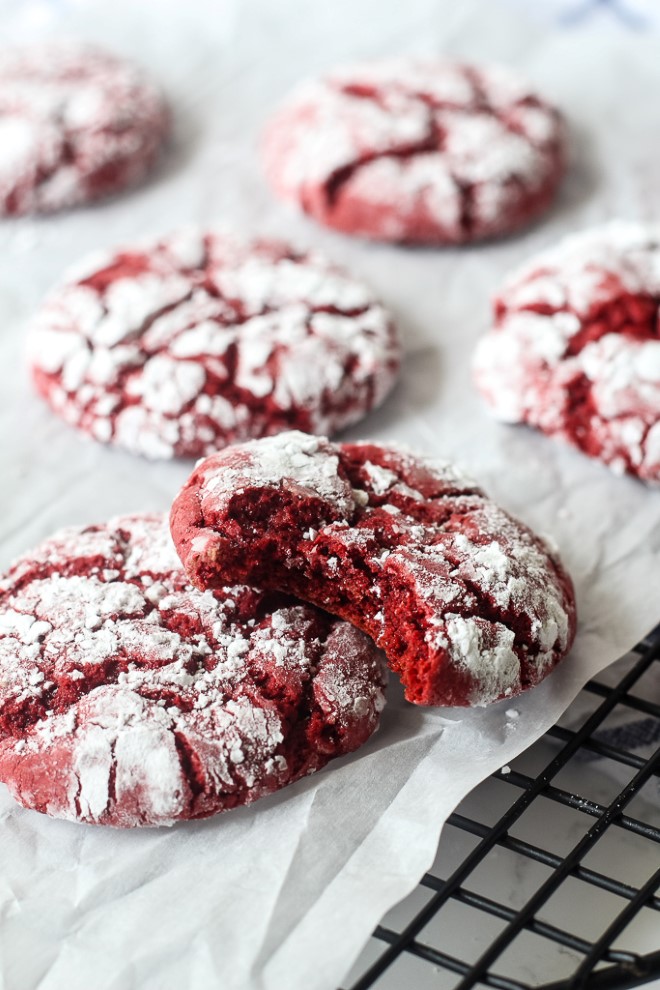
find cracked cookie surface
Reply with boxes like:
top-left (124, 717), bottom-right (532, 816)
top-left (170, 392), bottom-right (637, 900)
top-left (262, 58), bottom-right (565, 244)
top-left (473, 222), bottom-right (660, 481)
top-left (170, 431), bottom-right (576, 707)
top-left (29, 228), bottom-right (400, 459)
top-left (0, 42), bottom-right (168, 215)
top-left (0, 513), bottom-right (386, 827)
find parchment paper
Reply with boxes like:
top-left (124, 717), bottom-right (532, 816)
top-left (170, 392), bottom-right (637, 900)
top-left (1, 2), bottom-right (660, 988)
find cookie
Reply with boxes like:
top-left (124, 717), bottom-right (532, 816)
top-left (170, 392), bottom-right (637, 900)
top-left (0, 514), bottom-right (386, 827)
top-left (262, 59), bottom-right (565, 244)
top-left (170, 431), bottom-right (576, 708)
top-left (28, 228), bottom-right (401, 459)
top-left (473, 222), bottom-right (660, 481)
top-left (0, 42), bottom-right (168, 215)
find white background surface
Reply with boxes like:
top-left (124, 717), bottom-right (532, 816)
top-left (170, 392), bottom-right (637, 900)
top-left (1, 2), bottom-right (659, 989)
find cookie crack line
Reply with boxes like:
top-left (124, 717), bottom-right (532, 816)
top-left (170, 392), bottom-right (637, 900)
top-left (496, 293), bottom-right (660, 357)
top-left (321, 123), bottom-right (440, 208)
top-left (318, 129), bottom-right (500, 242)
top-left (321, 65), bottom-right (552, 210)
top-left (170, 431), bottom-right (576, 709)
top-left (0, 514), bottom-right (387, 827)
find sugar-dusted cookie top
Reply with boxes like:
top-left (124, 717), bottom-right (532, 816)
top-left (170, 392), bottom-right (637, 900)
top-left (263, 59), bottom-right (565, 244)
top-left (0, 513), bottom-right (386, 827)
top-left (29, 228), bottom-right (400, 459)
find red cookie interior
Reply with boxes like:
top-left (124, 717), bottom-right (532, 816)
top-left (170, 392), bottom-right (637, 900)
top-left (171, 432), bottom-right (576, 707)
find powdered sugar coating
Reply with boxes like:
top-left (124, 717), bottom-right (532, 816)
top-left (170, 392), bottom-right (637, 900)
top-left (263, 59), bottom-right (565, 244)
top-left (0, 514), bottom-right (386, 827)
top-left (473, 222), bottom-right (660, 480)
top-left (171, 431), bottom-right (576, 707)
top-left (0, 42), bottom-right (169, 215)
top-left (28, 228), bottom-right (401, 459)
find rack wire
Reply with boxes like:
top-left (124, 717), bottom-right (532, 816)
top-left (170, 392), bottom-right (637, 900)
top-left (343, 627), bottom-right (660, 990)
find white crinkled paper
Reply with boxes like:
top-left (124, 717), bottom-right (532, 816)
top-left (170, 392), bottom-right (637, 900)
top-left (1, 1), bottom-right (660, 988)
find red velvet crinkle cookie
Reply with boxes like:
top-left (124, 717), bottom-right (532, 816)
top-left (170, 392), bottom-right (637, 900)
top-left (28, 228), bottom-right (400, 459)
top-left (262, 58), bottom-right (566, 244)
top-left (170, 431), bottom-right (576, 708)
top-left (0, 514), bottom-right (386, 827)
top-left (0, 42), bottom-right (169, 215)
top-left (473, 223), bottom-right (660, 481)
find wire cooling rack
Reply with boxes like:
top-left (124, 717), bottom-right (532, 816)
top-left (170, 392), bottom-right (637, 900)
top-left (343, 628), bottom-right (660, 990)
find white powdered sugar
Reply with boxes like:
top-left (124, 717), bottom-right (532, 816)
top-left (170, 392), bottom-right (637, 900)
top-left (363, 461), bottom-right (399, 496)
top-left (263, 58), bottom-right (565, 243)
top-left (200, 432), bottom-right (355, 516)
top-left (0, 514), bottom-right (386, 827)
top-left (28, 228), bottom-right (400, 460)
top-left (0, 42), bottom-right (168, 215)
top-left (0, 116), bottom-right (49, 181)
top-left (128, 355), bottom-right (207, 415)
top-left (473, 222), bottom-right (660, 481)
top-left (443, 615), bottom-right (520, 706)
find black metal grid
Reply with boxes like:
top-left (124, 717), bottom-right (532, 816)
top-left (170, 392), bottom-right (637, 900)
top-left (343, 627), bottom-right (660, 990)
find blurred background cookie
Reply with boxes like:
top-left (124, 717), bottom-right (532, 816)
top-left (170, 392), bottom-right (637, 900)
top-left (263, 58), bottom-right (566, 244)
top-left (0, 41), bottom-right (169, 215)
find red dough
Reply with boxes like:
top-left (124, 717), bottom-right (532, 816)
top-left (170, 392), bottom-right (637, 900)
top-left (170, 431), bottom-right (576, 708)
top-left (28, 228), bottom-right (400, 459)
top-left (0, 42), bottom-right (169, 215)
top-left (262, 59), bottom-right (565, 244)
top-left (473, 223), bottom-right (660, 481)
top-left (0, 514), bottom-right (386, 827)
